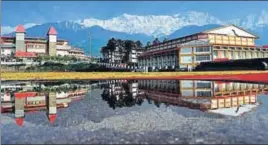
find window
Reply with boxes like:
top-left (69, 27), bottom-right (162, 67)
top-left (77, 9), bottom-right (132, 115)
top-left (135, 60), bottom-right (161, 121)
top-left (181, 80), bottom-right (194, 88)
top-left (253, 52), bottom-right (257, 58)
top-left (242, 51), bottom-right (247, 59)
top-left (223, 51), bottom-right (227, 58)
top-left (247, 52), bottom-right (252, 58)
top-left (180, 48), bottom-right (192, 54)
top-left (196, 81), bottom-right (211, 88)
top-left (181, 56), bottom-right (192, 63)
top-left (195, 47), bottom-right (210, 52)
top-left (237, 51), bottom-right (242, 59)
top-left (258, 52), bottom-right (263, 58)
top-left (230, 51), bottom-right (234, 59)
top-left (196, 91), bottom-right (211, 97)
top-left (213, 50), bottom-right (218, 58)
top-left (195, 55), bottom-right (210, 62)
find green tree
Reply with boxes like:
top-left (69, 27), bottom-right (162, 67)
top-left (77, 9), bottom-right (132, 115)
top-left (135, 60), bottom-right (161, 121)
top-left (163, 37), bottom-right (168, 42)
top-left (107, 38), bottom-right (117, 51)
top-left (153, 38), bottom-right (160, 45)
top-left (135, 40), bottom-right (143, 48)
top-left (146, 41), bottom-right (151, 47)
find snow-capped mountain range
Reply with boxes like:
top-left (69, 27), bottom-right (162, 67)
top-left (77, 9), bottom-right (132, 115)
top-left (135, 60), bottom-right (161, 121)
top-left (2, 10), bottom-right (268, 37)
top-left (2, 11), bottom-right (268, 56)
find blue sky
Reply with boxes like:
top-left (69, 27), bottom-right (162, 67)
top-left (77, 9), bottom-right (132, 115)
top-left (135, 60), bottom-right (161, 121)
top-left (2, 1), bottom-right (268, 26)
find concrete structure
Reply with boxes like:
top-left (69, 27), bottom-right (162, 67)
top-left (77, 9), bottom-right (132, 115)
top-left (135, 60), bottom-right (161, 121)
top-left (1, 25), bottom-right (87, 60)
top-left (129, 48), bottom-right (144, 63)
top-left (98, 79), bottom-right (267, 116)
top-left (137, 80), bottom-right (268, 115)
top-left (138, 25), bottom-right (268, 71)
top-left (1, 83), bottom-right (89, 126)
top-left (47, 27), bottom-right (57, 56)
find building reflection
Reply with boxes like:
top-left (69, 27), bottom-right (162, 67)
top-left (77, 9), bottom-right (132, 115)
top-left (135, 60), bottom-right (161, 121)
top-left (1, 81), bottom-right (91, 126)
top-left (101, 80), bottom-right (268, 116)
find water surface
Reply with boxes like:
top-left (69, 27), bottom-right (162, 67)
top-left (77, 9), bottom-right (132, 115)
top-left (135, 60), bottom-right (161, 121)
top-left (1, 80), bottom-right (268, 144)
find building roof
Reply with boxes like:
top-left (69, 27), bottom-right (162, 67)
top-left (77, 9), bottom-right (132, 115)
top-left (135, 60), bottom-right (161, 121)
top-left (146, 24), bottom-right (259, 48)
top-left (14, 92), bottom-right (38, 98)
top-left (48, 114), bottom-right (57, 124)
top-left (15, 25), bottom-right (25, 33)
top-left (263, 45), bottom-right (268, 49)
top-left (208, 104), bottom-right (258, 117)
top-left (15, 52), bottom-right (37, 58)
top-left (15, 118), bottom-right (24, 126)
top-left (68, 48), bottom-right (84, 53)
top-left (202, 24), bottom-right (259, 38)
top-left (47, 26), bottom-right (57, 35)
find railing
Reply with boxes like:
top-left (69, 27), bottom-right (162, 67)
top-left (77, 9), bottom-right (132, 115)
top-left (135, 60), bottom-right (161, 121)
top-left (1, 61), bottom-right (40, 65)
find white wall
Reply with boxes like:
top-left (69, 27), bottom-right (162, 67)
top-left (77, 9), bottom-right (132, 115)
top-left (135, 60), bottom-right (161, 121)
top-left (27, 48), bottom-right (46, 53)
top-left (1, 48), bottom-right (15, 56)
top-left (48, 35), bottom-right (57, 42)
top-left (16, 33), bottom-right (25, 40)
top-left (56, 50), bottom-right (69, 56)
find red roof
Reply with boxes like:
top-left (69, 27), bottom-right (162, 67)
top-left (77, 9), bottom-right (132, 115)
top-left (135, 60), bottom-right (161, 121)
top-left (47, 26), bottom-right (57, 35)
top-left (263, 45), bottom-right (268, 48)
top-left (15, 25), bottom-right (25, 33)
top-left (15, 52), bottom-right (37, 58)
top-left (48, 114), bottom-right (57, 124)
top-left (15, 118), bottom-right (24, 126)
top-left (14, 92), bottom-right (38, 98)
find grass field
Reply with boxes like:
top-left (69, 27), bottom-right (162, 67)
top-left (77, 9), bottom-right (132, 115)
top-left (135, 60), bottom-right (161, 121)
top-left (1, 71), bottom-right (268, 83)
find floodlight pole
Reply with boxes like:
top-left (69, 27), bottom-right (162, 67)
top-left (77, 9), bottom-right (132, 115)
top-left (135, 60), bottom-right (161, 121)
top-left (89, 33), bottom-right (92, 60)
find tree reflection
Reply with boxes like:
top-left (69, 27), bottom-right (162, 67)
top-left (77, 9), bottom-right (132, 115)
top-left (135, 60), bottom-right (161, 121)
top-left (101, 82), bottom-right (143, 109)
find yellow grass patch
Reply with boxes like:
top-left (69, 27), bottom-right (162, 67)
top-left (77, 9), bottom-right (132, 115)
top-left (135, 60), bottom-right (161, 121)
top-left (1, 71), bottom-right (268, 81)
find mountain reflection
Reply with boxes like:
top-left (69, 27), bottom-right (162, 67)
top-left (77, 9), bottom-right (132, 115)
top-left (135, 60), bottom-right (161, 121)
top-left (1, 81), bottom-right (91, 126)
top-left (100, 80), bottom-right (268, 116)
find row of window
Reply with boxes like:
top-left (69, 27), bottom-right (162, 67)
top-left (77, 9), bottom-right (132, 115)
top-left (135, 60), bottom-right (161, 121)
top-left (139, 61), bottom-right (176, 66)
top-left (196, 91), bottom-right (212, 97)
top-left (139, 59), bottom-right (176, 64)
top-left (208, 35), bottom-right (254, 42)
top-left (214, 83), bottom-right (266, 92)
top-left (195, 47), bottom-right (211, 52)
top-left (181, 47), bottom-right (211, 54)
top-left (26, 44), bottom-right (45, 49)
top-left (181, 55), bottom-right (211, 63)
top-left (213, 51), bottom-right (268, 59)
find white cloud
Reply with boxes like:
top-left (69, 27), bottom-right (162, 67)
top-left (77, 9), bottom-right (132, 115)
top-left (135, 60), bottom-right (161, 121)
top-left (257, 10), bottom-right (268, 27)
top-left (1, 23), bottom-right (37, 35)
top-left (1, 26), bottom-right (15, 35)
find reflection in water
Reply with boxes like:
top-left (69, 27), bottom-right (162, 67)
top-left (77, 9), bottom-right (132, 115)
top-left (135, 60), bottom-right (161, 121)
top-left (100, 80), bottom-right (268, 116)
top-left (1, 80), bottom-right (268, 127)
top-left (101, 80), bottom-right (143, 109)
top-left (1, 81), bottom-right (91, 126)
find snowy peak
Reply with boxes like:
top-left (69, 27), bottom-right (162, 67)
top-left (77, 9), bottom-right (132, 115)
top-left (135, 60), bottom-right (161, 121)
top-left (74, 10), bottom-right (268, 37)
top-left (76, 11), bottom-right (223, 37)
top-left (2, 10), bottom-right (268, 37)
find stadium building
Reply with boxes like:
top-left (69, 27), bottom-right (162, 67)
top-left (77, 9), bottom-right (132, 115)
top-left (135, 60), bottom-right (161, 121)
top-left (138, 25), bottom-right (268, 71)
